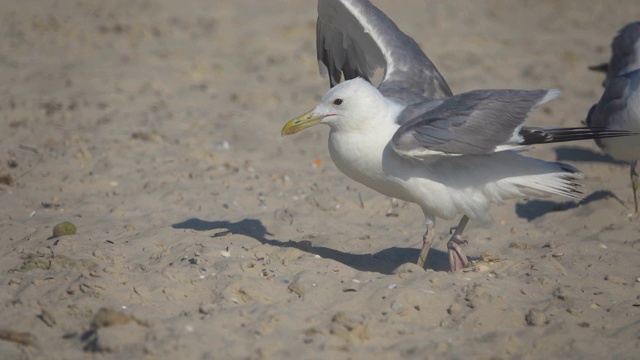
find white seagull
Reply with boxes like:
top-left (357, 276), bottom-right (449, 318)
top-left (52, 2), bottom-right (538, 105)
top-left (587, 22), bottom-right (640, 212)
top-left (282, 0), bottom-right (632, 271)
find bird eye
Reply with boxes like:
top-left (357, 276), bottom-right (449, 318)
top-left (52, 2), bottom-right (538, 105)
top-left (333, 98), bottom-right (343, 106)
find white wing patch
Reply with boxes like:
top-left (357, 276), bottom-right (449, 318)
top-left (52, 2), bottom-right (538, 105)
top-left (339, 0), bottom-right (396, 79)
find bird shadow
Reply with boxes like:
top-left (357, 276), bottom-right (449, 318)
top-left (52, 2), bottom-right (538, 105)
top-left (515, 190), bottom-right (625, 221)
top-left (553, 146), bottom-right (627, 165)
top-left (509, 146), bottom-right (630, 221)
top-left (171, 218), bottom-right (450, 274)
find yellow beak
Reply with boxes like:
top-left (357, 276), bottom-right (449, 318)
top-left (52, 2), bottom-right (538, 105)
top-left (281, 110), bottom-right (324, 136)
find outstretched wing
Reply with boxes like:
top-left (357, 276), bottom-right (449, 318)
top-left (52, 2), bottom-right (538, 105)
top-left (316, 0), bottom-right (452, 101)
top-left (392, 89), bottom-right (630, 157)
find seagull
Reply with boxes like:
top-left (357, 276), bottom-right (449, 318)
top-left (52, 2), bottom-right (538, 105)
top-left (587, 22), bottom-right (640, 212)
top-left (282, 0), bottom-right (632, 271)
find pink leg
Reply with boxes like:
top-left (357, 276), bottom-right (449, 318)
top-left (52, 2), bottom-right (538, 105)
top-left (447, 216), bottom-right (470, 272)
top-left (416, 220), bottom-right (435, 269)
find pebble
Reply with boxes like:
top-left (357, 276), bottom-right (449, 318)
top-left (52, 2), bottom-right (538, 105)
top-left (40, 309), bottom-right (57, 327)
top-left (553, 287), bottom-right (570, 301)
top-left (297, 240), bottom-right (312, 251)
top-left (198, 303), bottom-right (215, 315)
top-left (447, 303), bottom-right (462, 316)
top-left (215, 140), bottom-right (230, 150)
top-left (473, 264), bottom-right (491, 273)
top-left (525, 309), bottom-right (547, 326)
top-left (52, 222), bottom-right (77, 238)
top-left (0, 329), bottom-right (36, 346)
top-left (391, 262), bottom-right (423, 277)
top-left (92, 308), bottom-right (133, 329)
top-left (566, 307), bottom-right (583, 317)
top-left (604, 274), bottom-right (626, 285)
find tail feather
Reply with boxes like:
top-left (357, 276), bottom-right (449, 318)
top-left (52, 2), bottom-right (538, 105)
top-left (512, 163), bottom-right (584, 199)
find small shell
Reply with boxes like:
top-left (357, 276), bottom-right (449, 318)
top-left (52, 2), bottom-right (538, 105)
top-left (220, 250), bottom-right (231, 258)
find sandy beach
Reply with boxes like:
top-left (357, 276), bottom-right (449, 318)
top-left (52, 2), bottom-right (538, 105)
top-left (1, 1), bottom-right (639, 358)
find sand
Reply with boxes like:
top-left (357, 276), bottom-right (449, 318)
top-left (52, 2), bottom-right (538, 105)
top-left (1, 1), bottom-right (639, 359)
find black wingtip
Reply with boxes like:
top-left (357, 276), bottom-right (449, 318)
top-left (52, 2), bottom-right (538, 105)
top-left (519, 127), bottom-right (636, 146)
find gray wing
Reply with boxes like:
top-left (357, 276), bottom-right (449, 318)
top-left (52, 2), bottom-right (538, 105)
top-left (393, 88), bottom-right (633, 157)
top-left (587, 75), bottom-right (633, 129)
top-left (316, 0), bottom-right (452, 101)
top-left (392, 89), bottom-right (557, 156)
top-left (608, 22), bottom-right (640, 79)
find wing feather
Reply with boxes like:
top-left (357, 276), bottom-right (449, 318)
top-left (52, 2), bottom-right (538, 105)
top-left (317, 0), bottom-right (451, 100)
top-left (392, 89), bottom-right (556, 156)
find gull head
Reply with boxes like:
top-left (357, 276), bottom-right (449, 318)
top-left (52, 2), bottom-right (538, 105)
top-left (282, 78), bottom-right (387, 136)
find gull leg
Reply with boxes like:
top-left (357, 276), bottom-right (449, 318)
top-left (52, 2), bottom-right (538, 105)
top-left (448, 215), bottom-right (470, 272)
top-left (417, 219), bottom-right (435, 269)
top-left (631, 161), bottom-right (639, 213)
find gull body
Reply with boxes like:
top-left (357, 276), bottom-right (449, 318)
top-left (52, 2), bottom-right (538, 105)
top-left (587, 22), bottom-right (640, 211)
top-left (283, 0), bottom-right (633, 271)
top-left (317, 79), bottom-right (583, 224)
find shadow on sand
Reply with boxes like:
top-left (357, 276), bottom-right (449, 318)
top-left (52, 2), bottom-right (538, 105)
top-left (509, 145), bottom-right (629, 221)
top-left (172, 218), bottom-right (450, 274)
top-left (515, 190), bottom-right (625, 221)
top-left (553, 146), bottom-right (626, 165)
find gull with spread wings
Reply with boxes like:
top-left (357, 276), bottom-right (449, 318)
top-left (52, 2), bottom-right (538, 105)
top-left (282, 0), bottom-right (632, 271)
